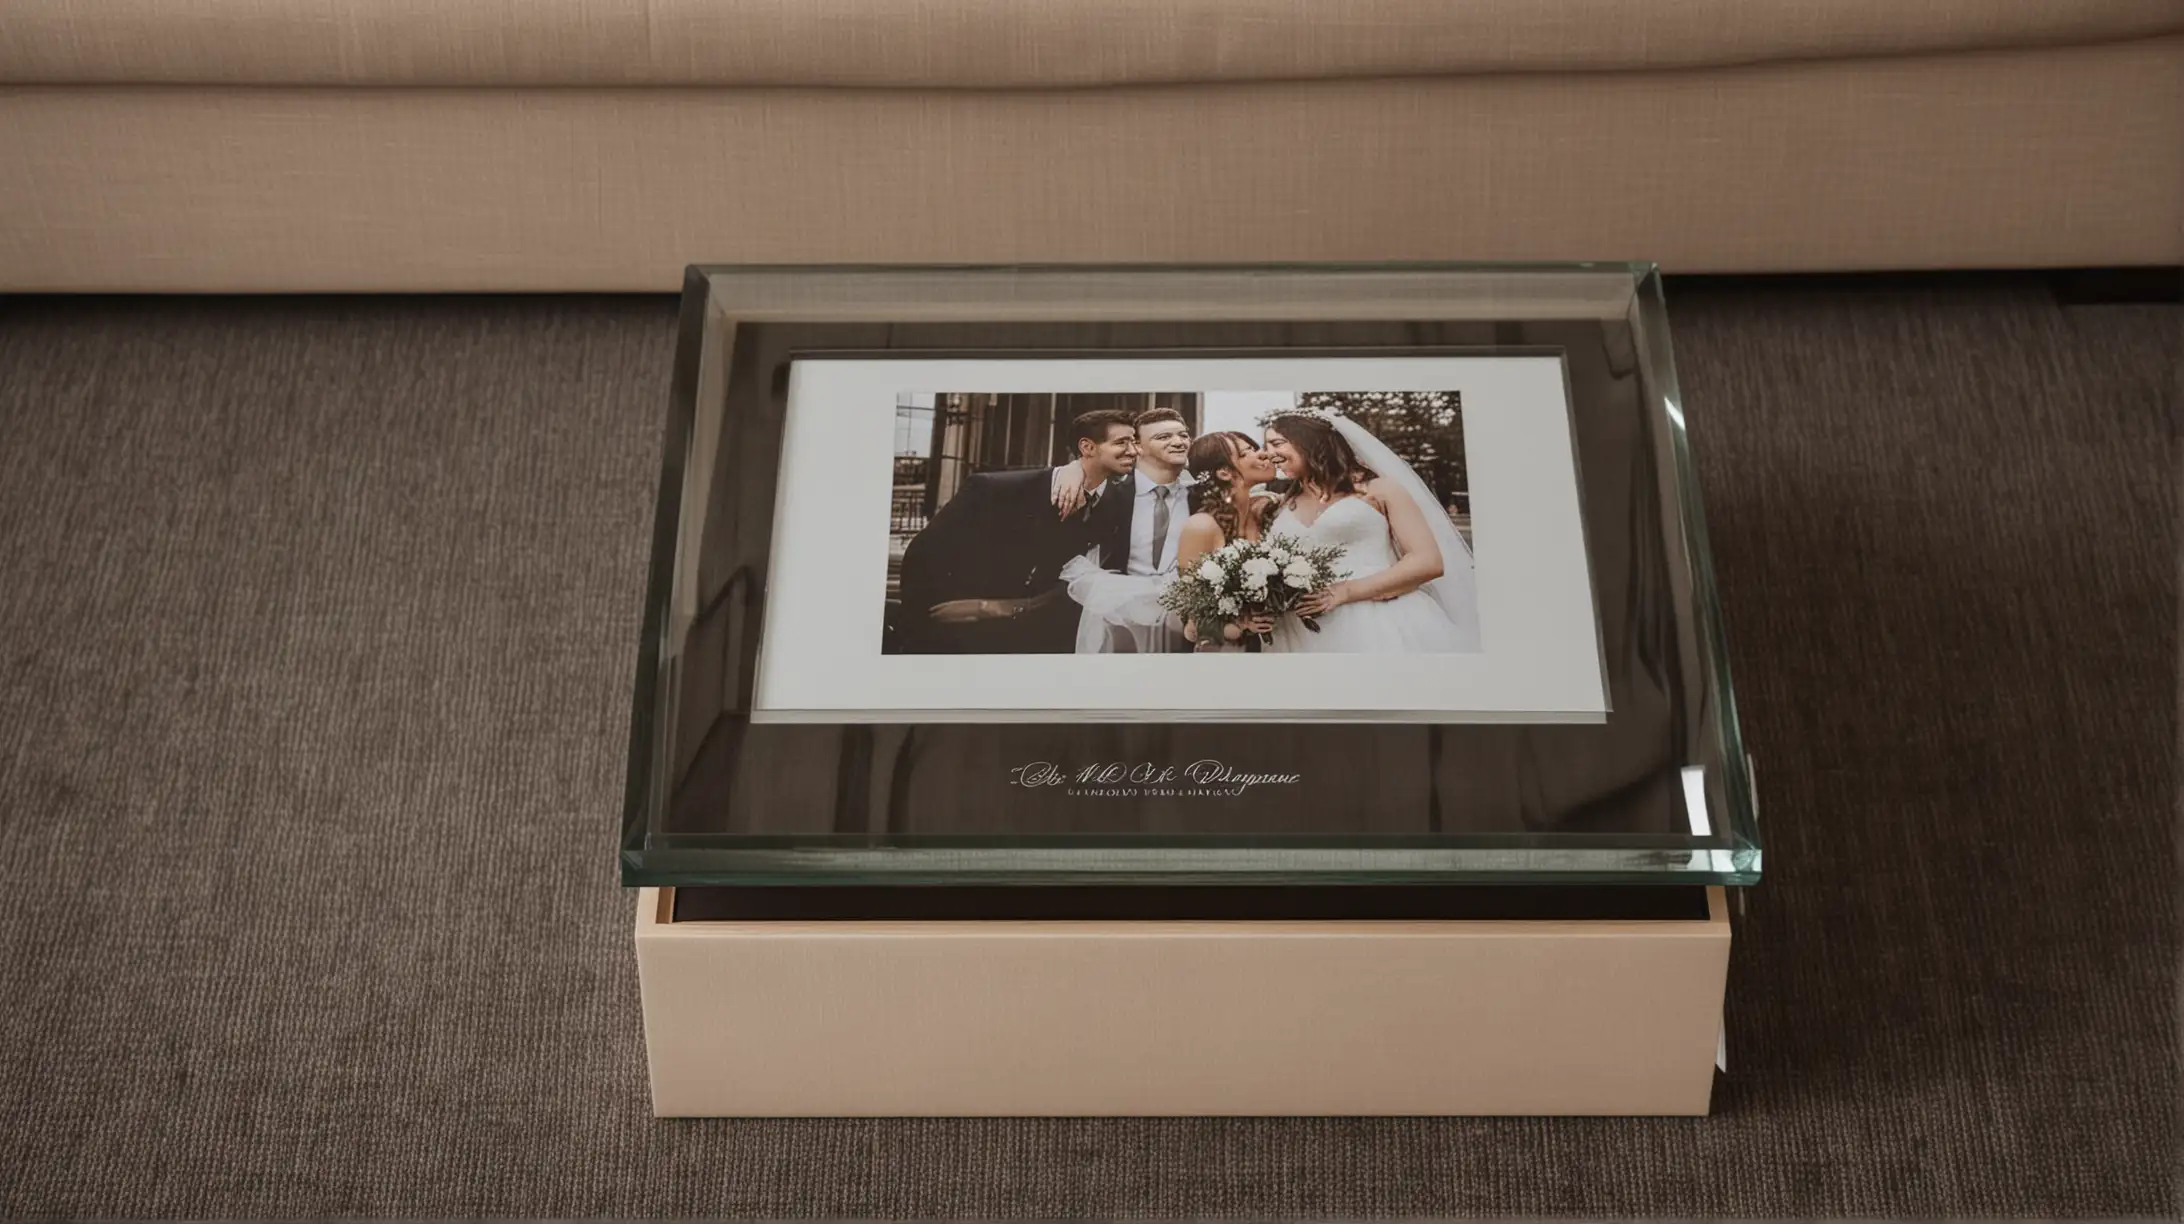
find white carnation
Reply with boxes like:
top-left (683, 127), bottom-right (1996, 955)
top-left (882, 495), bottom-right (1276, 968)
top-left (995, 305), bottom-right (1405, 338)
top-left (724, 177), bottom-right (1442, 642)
top-left (1241, 557), bottom-right (1280, 579)
top-left (1268, 548), bottom-right (1292, 565)
top-left (1217, 596), bottom-right (1240, 615)
top-left (1197, 559), bottom-right (1225, 583)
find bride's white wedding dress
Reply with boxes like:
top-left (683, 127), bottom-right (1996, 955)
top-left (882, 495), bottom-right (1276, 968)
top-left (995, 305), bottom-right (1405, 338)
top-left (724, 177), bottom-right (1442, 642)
top-left (1267, 497), bottom-right (1479, 653)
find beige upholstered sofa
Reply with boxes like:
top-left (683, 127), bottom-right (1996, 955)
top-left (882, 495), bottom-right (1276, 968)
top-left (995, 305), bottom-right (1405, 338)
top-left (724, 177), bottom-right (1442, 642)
top-left (3, 1), bottom-right (2179, 291)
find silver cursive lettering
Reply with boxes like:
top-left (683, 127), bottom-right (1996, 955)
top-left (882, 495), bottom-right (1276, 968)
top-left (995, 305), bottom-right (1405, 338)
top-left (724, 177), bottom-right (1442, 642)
top-left (1009, 762), bottom-right (1066, 788)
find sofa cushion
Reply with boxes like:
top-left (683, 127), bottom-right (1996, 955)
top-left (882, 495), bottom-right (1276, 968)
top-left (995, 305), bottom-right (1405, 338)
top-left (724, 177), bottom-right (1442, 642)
top-left (4, 0), bottom-right (2180, 87)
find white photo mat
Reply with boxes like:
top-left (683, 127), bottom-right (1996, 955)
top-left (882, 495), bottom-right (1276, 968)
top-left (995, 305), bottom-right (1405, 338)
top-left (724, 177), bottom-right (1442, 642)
top-left (754, 356), bottom-right (1607, 722)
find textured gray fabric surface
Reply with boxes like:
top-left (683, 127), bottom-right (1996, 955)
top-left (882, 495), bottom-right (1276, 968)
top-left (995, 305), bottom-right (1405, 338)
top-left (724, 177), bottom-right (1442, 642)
top-left (0, 283), bottom-right (2173, 1217)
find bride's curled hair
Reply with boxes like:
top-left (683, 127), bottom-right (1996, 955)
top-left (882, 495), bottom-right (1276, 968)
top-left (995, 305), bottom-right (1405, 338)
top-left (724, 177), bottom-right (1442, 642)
top-left (1265, 412), bottom-right (1376, 498)
top-left (1186, 431), bottom-right (1275, 545)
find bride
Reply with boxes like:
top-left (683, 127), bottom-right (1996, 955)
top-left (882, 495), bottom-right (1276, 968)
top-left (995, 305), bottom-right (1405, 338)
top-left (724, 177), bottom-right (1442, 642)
top-left (1259, 407), bottom-right (1482, 653)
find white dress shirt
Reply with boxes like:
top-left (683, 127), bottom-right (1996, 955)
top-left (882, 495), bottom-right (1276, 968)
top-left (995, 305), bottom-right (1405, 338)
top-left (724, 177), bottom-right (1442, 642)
top-left (1125, 469), bottom-right (1195, 577)
top-left (1050, 463), bottom-right (1195, 575)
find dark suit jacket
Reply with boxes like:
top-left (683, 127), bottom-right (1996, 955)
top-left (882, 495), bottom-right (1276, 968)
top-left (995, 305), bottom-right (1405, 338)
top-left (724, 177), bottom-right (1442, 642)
top-left (896, 467), bottom-right (1104, 654)
top-left (1086, 472), bottom-right (1207, 577)
top-left (1085, 472), bottom-right (1135, 577)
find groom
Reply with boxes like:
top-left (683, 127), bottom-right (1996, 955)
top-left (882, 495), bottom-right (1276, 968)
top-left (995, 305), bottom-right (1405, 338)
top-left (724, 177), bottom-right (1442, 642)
top-left (1066, 407), bottom-right (1197, 653)
top-left (894, 409), bottom-right (1140, 654)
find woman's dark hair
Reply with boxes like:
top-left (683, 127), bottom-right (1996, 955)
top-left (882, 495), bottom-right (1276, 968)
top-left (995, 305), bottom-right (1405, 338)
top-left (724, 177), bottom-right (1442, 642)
top-left (1264, 413), bottom-right (1375, 499)
top-left (1186, 431), bottom-right (1275, 544)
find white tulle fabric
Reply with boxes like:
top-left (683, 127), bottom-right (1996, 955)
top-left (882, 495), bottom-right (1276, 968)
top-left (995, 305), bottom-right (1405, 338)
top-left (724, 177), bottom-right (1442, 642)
top-left (1059, 550), bottom-right (1175, 653)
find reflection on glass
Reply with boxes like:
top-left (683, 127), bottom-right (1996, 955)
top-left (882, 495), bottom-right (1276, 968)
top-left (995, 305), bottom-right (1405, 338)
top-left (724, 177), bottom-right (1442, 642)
top-left (624, 265), bottom-right (1759, 885)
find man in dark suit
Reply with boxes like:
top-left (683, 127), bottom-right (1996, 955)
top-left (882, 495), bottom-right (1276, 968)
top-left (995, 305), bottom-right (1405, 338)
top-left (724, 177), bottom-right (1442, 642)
top-left (893, 409), bottom-right (1140, 654)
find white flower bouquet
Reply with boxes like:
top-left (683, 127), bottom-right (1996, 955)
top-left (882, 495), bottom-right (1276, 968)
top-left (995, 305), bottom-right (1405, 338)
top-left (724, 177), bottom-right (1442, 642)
top-left (1159, 538), bottom-right (1349, 649)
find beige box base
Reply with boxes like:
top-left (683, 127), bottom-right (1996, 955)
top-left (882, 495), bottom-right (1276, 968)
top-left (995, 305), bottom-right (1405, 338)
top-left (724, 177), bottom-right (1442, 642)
top-left (635, 886), bottom-right (1732, 1117)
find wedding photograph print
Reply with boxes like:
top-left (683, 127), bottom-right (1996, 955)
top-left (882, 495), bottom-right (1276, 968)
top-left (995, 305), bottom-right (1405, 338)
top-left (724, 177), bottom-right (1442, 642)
top-left (883, 390), bottom-right (1481, 657)
top-left (760, 354), bottom-right (1604, 722)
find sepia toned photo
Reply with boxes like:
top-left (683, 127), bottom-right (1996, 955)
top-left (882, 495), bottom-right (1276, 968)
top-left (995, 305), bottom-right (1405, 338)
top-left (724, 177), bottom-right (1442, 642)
top-left (884, 390), bottom-right (1479, 656)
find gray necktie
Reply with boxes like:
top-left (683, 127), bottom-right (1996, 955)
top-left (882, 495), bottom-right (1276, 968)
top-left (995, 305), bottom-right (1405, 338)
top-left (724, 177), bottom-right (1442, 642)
top-left (1151, 484), bottom-right (1174, 572)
